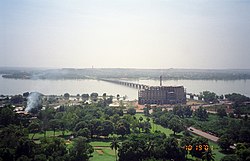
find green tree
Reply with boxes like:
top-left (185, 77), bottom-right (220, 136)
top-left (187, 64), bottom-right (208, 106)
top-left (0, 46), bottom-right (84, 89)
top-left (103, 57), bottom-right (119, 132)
top-left (144, 121), bottom-right (151, 133)
top-left (38, 107), bottom-right (55, 138)
top-left (217, 108), bottom-right (227, 118)
top-left (194, 107), bottom-right (208, 121)
top-left (74, 121), bottom-right (88, 132)
top-left (0, 106), bottom-right (15, 126)
top-left (23, 92), bottom-right (30, 97)
top-left (118, 138), bottom-right (147, 161)
top-left (127, 108), bottom-right (136, 115)
top-left (190, 137), bottom-right (209, 159)
top-left (235, 143), bottom-right (250, 161)
top-left (41, 137), bottom-right (68, 160)
top-left (110, 137), bottom-right (120, 161)
top-left (76, 94), bottom-right (80, 101)
top-left (173, 105), bottom-right (184, 118)
top-left (81, 94), bottom-right (89, 102)
top-left (117, 94), bottom-right (120, 101)
top-left (90, 93), bottom-right (98, 102)
top-left (100, 120), bottom-right (114, 137)
top-left (10, 95), bottom-right (24, 104)
top-left (139, 116), bottom-right (143, 122)
top-left (159, 137), bottom-right (185, 160)
top-left (64, 93), bottom-right (70, 100)
top-left (49, 119), bottom-right (61, 137)
top-left (183, 106), bottom-right (193, 118)
top-left (34, 154), bottom-right (47, 161)
top-left (202, 148), bottom-right (215, 161)
top-left (221, 154), bottom-right (240, 161)
top-left (16, 155), bottom-right (29, 161)
top-left (168, 116), bottom-right (184, 135)
top-left (202, 91), bottom-right (218, 103)
top-left (180, 136), bottom-right (193, 159)
top-left (0, 125), bottom-right (38, 160)
top-left (75, 128), bottom-right (91, 138)
top-left (28, 121), bottom-right (41, 139)
top-left (143, 107), bottom-right (150, 116)
top-left (218, 134), bottom-right (232, 151)
top-left (69, 137), bottom-right (93, 161)
top-left (116, 119), bottom-right (130, 137)
top-left (239, 128), bottom-right (250, 143)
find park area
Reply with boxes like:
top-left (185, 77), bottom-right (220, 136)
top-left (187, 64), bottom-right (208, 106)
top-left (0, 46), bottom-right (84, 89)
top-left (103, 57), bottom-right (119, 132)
top-left (28, 113), bottom-right (225, 161)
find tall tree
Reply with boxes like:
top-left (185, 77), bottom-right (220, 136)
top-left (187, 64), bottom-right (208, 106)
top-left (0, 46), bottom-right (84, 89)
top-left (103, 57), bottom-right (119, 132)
top-left (28, 121), bottom-right (41, 139)
top-left (127, 108), bottom-right (136, 115)
top-left (116, 119), bottom-right (130, 137)
top-left (49, 119), bottom-right (61, 137)
top-left (202, 91), bottom-right (218, 103)
top-left (168, 116), bottom-right (184, 135)
top-left (81, 94), bottom-right (89, 102)
top-left (110, 137), bottom-right (120, 161)
top-left (190, 137), bottom-right (209, 159)
top-left (69, 137), bottom-right (94, 161)
top-left (64, 93), bottom-right (70, 100)
top-left (217, 108), bottom-right (227, 118)
top-left (194, 107), bottom-right (208, 121)
top-left (41, 137), bottom-right (69, 160)
top-left (202, 148), bottom-right (215, 161)
top-left (218, 134), bottom-right (232, 151)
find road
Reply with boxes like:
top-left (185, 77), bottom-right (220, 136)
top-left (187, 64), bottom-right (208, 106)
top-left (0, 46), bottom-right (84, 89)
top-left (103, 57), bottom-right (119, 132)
top-left (187, 127), bottom-right (219, 142)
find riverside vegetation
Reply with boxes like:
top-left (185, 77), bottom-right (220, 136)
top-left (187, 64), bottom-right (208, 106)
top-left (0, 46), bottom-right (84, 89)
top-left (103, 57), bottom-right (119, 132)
top-left (0, 92), bottom-right (250, 161)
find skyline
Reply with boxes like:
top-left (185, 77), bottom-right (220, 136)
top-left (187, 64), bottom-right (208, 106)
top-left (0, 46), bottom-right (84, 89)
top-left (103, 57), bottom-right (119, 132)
top-left (1, 0), bottom-right (250, 69)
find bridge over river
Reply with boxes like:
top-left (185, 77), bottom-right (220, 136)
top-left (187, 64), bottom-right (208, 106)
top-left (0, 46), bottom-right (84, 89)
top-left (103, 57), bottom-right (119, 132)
top-left (98, 78), bottom-right (203, 100)
top-left (99, 78), bottom-right (149, 89)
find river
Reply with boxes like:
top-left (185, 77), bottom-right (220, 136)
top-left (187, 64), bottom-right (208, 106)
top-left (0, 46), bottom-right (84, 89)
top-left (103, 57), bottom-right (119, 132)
top-left (0, 76), bottom-right (250, 99)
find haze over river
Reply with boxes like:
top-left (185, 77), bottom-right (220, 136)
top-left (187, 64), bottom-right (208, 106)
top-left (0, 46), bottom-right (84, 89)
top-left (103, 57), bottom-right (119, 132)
top-left (1, 75), bottom-right (250, 99)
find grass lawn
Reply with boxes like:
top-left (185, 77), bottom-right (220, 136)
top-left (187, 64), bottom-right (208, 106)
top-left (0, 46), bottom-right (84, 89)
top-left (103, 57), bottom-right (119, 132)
top-left (135, 113), bottom-right (177, 136)
top-left (29, 130), bottom-right (72, 140)
top-left (208, 141), bottom-right (226, 161)
top-left (90, 141), bottom-right (111, 147)
top-left (90, 142), bottom-right (116, 161)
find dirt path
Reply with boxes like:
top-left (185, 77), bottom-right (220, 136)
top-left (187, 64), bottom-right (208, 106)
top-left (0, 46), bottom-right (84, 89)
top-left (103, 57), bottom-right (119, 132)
top-left (96, 150), bottom-right (104, 154)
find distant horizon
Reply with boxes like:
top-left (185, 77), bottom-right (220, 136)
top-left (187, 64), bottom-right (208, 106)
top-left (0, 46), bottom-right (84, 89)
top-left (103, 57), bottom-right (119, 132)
top-left (1, 66), bottom-right (250, 71)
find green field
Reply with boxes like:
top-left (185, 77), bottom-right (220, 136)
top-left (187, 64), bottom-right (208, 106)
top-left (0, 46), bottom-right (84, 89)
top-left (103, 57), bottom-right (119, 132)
top-left (29, 114), bottom-right (226, 161)
top-left (135, 113), bottom-right (177, 136)
top-left (208, 141), bottom-right (226, 161)
top-left (90, 141), bottom-right (116, 161)
top-left (90, 141), bottom-right (111, 147)
top-left (29, 130), bottom-right (72, 140)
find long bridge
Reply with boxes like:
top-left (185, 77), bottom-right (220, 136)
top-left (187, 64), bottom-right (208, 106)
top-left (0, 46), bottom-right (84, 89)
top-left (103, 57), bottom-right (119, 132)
top-left (99, 78), bottom-right (149, 89)
top-left (98, 78), bottom-right (203, 100)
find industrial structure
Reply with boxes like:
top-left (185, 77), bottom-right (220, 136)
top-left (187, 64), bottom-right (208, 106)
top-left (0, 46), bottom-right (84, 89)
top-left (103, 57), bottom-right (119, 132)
top-left (99, 76), bottom-right (187, 105)
top-left (138, 86), bottom-right (186, 105)
top-left (138, 76), bottom-right (186, 105)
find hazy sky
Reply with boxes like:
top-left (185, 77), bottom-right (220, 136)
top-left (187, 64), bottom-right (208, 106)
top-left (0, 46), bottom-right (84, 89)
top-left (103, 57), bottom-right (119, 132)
top-left (1, 0), bottom-right (250, 69)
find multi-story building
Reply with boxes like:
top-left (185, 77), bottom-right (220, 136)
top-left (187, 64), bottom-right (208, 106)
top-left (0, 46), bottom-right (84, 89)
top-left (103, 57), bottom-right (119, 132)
top-left (138, 86), bottom-right (186, 105)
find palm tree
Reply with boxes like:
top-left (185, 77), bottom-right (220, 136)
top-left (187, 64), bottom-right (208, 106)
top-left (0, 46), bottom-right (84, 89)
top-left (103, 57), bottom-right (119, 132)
top-left (110, 137), bottom-right (120, 161)
top-left (116, 94), bottom-right (120, 101)
top-left (146, 140), bottom-right (156, 158)
top-left (202, 149), bottom-right (215, 161)
top-left (139, 116), bottom-right (143, 122)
